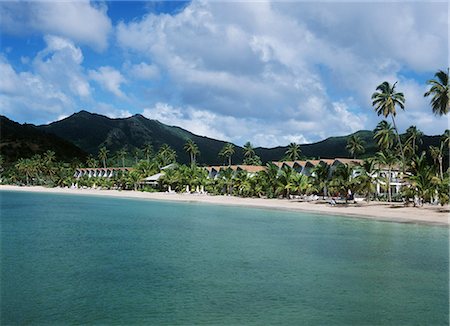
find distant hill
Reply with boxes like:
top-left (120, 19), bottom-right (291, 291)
top-left (0, 115), bottom-right (87, 164)
top-left (2, 111), bottom-right (442, 165)
top-left (38, 111), bottom-right (244, 165)
top-left (255, 130), bottom-right (442, 162)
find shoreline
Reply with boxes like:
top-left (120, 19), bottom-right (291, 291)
top-left (1, 185), bottom-right (449, 227)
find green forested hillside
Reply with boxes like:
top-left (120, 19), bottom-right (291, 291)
top-left (2, 111), bottom-right (442, 165)
top-left (0, 116), bottom-right (87, 164)
top-left (38, 111), bottom-right (244, 165)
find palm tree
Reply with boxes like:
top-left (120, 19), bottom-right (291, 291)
top-left (375, 150), bottom-right (398, 202)
top-left (406, 153), bottom-right (436, 205)
top-left (371, 81), bottom-right (406, 170)
top-left (15, 158), bottom-right (35, 185)
top-left (442, 129), bottom-right (450, 149)
top-left (243, 142), bottom-right (255, 158)
top-left (405, 126), bottom-right (423, 157)
top-left (429, 145), bottom-right (444, 180)
top-left (329, 163), bottom-right (355, 202)
top-left (259, 162), bottom-right (280, 198)
top-left (311, 163), bottom-right (330, 198)
top-left (184, 139), bottom-right (200, 166)
top-left (44, 150), bottom-right (56, 166)
top-left (218, 167), bottom-right (234, 195)
top-left (220, 143), bottom-right (235, 166)
top-left (142, 143), bottom-right (154, 163)
top-left (132, 148), bottom-right (142, 164)
top-left (98, 146), bottom-right (109, 168)
top-left (355, 159), bottom-right (378, 202)
top-left (157, 144), bottom-right (177, 167)
top-left (86, 155), bottom-right (99, 168)
top-left (161, 168), bottom-right (179, 192)
top-left (346, 135), bottom-right (365, 159)
top-left (276, 166), bottom-right (297, 198)
top-left (43, 150), bottom-right (56, 179)
top-left (374, 120), bottom-right (395, 151)
top-left (116, 147), bottom-right (128, 168)
top-left (424, 68), bottom-right (449, 116)
top-left (285, 142), bottom-right (301, 161)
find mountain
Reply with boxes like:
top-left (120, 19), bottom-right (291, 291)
top-left (5, 111), bottom-right (442, 165)
top-left (255, 131), bottom-right (442, 161)
top-left (0, 115), bottom-right (88, 164)
top-left (38, 111), bottom-right (243, 165)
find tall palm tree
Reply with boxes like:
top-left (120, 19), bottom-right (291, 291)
top-left (374, 120), bottom-right (395, 151)
top-left (371, 81), bottom-right (406, 170)
top-left (346, 135), bottom-right (365, 159)
top-left (424, 68), bottom-right (449, 116)
top-left (220, 143), bottom-right (235, 166)
top-left (98, 146), bottom-right (109, 168)
top-left (243, 141), bottom-right (255, 159)
top-left (285, 142), bottom-right (301, 161)
top-left (142, 143), bottom-right (154, 163)
top-left (116, 147), bottom-right (128, 168)
top-left (442, 129), bottom-right (450, 149)
top-left (429, 145), bottom-right (444, 180)
top-left (405, 126), bottom-right (423, 157)
top-left (132, 148), bottom-right (142, 164)
top-left (184, 139), bottom-right (200, 166)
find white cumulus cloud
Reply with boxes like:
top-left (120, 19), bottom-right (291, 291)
top-left (0, 1), bottom-right (112, 51)
top-left (89, 66), bottom-right (126, 98)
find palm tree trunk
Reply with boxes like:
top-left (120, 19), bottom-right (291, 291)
top-left (439, 155), bottom-right (443, 180)
top-left (228, 156), bottom-right (231, 166)
top-left (387, 167), bottom-right (392, 202)
top-left (391, 116), bottom-right (405, 172)
top-left (103, 159), bottom-right (106, 168)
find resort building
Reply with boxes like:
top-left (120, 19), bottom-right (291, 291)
top-left (74, 167), bottom-right (132, 179)
top-left (205, 165), bottom-right (266, 179)
top-left (272, 158), bottom-right (362, 177)
top-left (204, 158), bottom-right (403, 197)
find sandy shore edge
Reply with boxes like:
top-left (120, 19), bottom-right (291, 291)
top-left (1, 185), bottom-right (449, 227)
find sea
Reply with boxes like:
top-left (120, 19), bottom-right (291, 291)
top-left (1, 191), bottom-right (448, 325)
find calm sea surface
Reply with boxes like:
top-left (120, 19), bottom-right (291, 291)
top-left (1, 191), bottom-right (448, 325)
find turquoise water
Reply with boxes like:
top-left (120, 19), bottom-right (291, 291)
top-left (1, 191), bottom-right (448, 325)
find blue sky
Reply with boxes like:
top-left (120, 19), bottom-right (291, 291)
top-left (0, 1), bottom-right (448, 147)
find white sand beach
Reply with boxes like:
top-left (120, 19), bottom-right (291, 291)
top-left (1, 185), bottom-right (448, 227)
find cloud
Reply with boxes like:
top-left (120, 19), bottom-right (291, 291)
top-left (89, 66), bottom-right (126, 98)
top-left (0, 55), bottom-right (74, 123)
top-left (116, 1), bottom-right (447, 145)
top-left (0, 1), bottom-right (111, 51)
top-left (34, 35), bottom-right (91, 98)
top-left (141, 101), bottom-right (365, 147)
top-left (128, 62), bottom-right (160, 80)
top-left (0, 36), bottom-right (93, 124)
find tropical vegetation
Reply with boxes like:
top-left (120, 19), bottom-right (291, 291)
top-left (1, 69), bottom-right (449, 207)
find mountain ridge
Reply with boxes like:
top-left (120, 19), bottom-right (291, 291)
top-left (1, 111), bottom-right (442, 165)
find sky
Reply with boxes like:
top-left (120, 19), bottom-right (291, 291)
top-left (0, 0), bottom-right (448, 147)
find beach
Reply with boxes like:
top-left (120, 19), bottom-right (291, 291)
top-left (0, 185), bottom-right (448, 227)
